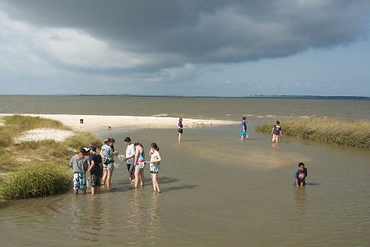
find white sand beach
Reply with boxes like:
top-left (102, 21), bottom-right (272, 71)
top-left (14, 128), bottom-right (74, 143)
top-left (0, 114), bottom-right (237, 132)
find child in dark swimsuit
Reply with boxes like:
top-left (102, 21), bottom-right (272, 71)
top-left (178, 118), bottom-right (183, 142)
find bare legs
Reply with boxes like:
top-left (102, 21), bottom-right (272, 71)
top-left (106, 171), bottom-right (113, 190)
top-left (134, 167), bottom-right (145, 188)
top-left (178, 132), bottom-right (182, 143)
top-left (151, 173), bottom-right (160, 193)
top-left (102, 170), bottom-right (113, 190)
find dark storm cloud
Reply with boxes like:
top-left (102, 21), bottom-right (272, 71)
top-left (2, 0), bottom-right (370, 68)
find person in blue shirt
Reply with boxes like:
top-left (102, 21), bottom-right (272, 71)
top-left (241, 117), bottom-right (248, 140)
top-left (295, 162), bottom-right (308, 187)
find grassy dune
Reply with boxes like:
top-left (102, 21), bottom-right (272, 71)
top-left (0, 115), bottom-right (101, 202)
top-left (255, 118), bottom-right (370, 149)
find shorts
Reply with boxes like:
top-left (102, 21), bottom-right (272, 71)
top-left (103, 162), bottom-right (114, 171)
top-left (272, 134), bottom-right (279, 142)
top-left (241, 130), bottom-right (248, 138)
top-left (150, 164), bottom-right (160, 174)
top-left (135, 162), bottom-right (146, 169)
top-left (178, 130), bottom-right (183, 134)
top-left (73, 173), bottom-right (87, 191)
top-left (297, 179), bottom-right (306, 186)
top-left (126, 163), bottom-right (134, 174)
top-left (90, 174), bottom-right (101, 187)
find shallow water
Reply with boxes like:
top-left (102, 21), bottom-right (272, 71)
top-left (1, 126), bottom-right (370, 247)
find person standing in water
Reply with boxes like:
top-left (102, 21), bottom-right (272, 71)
top-left (241, 117), bottom-right (248, 140)
top-left (88, 146), bottom-right (102, 195)
top-left (124, 137), bottom-right (136, 183)
top-left (101, 138), bottom-right (115, 190)
top-left (178, 118), bottom-right (184, 142)
top-left (69, 147), bottom-right (89, 195)
top-left (149, 143), bottom-right (162, 193)
top-left (295, 162), bottom-right (308, 187)
top-left (133, 142), bottom-right (146, 188)
top-left (271, 120), bottom-right (282, 145)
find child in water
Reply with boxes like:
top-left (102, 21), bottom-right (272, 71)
top-left (241, 117), bottom-right (248, 140)
top-left (69, 147), bottom-right (89, 195)
top-left (149, 143), bottom-right (162, 193)
top-left (271, 120), bottom-right (282, 144)
top-left (295, 162), bottom-right (308, 187)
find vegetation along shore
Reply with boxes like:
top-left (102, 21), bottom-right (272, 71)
top-left (0, 115), bottom-right (100, 204)
top-left (255, 118), bottom-right (370, 149)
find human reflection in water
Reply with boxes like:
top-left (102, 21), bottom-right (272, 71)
top-left (126, 189), bottom-right (145, 245)
top-left (294, 187), bottom-right (307, 217)
top-left (147, 193), bottom-right (161, 245)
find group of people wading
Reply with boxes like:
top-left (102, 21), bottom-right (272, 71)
top-left (69, 137), bottom-right (162, 195)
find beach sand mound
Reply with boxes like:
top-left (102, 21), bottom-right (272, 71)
top-left (15, 128), bottom-right (74, 143)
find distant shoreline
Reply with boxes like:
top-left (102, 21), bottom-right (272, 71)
top-left (0, 94), bottom-right (369, 101)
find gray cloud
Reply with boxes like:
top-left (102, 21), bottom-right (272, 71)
top-left (2, 0), bottom-right (370, 71)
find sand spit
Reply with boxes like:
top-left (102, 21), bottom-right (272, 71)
top-left (0, 114), bottom-right (237, 132)
top-left (15, 128), bottom-right (74, 143)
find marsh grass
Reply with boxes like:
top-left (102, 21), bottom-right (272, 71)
top-left (255, 118), bottom-right (370, 149)
top-left (0, 164), bottom-right (70, 200)
top-left (0, 115), bottom-right (101, 201)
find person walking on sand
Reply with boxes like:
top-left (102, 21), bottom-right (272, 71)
top-left (124, 137), bottom-right (136, 183)
top-left (271, 120), bottom-right (282, 145)
top-left (178, 118), bottom-right (184, 142)
top-left (133, 142), bottom-right (146, 188)
top-left (101, 138), bottom-right (115, 190)
top-left (149, 143), bottom-right (162, 193)
top-left (241, 117), bottom-right (248, 140)
top-left (88, 146), bottom-right (102, 195)
top-left (295, 162), bottom-right (308, 187)
top-left (69, 147), bottom-right (89, 195)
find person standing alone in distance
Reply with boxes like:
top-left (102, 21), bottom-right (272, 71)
top-left (271, 120), bottom-right (282, 146)
top-left (178, 118), bottom-right (184, 143)
top-left (241, 117), bottom-right (248, 140)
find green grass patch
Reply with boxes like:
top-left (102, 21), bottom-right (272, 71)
top-left (0, 164), bottom-right (71, 200)
top-left (255, 118), bottom-right (370, 149)
top-left (0, 115), bottom-right (102, 201)
top-left (3, 115), bottom-right (70, 132)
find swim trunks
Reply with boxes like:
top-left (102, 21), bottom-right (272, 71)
top-left (73, 172), bottom-right (87, 191)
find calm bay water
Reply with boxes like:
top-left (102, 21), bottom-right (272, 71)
top-left (0, 96), bottom-right (369, 246)
top-left (0, 95), bottom-right (369, 120)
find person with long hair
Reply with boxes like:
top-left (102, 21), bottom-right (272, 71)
top-left (149, 143), bottom-right (162, 193)
top-left (133, 142), bottom-right (146, 188)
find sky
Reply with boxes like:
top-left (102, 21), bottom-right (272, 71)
top-left (0, 0), bottom-right (370, 97)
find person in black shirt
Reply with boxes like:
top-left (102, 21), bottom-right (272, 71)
top-left (295, 162), bottom-right (308, 187)
top-left (88, 146), bottom-right (103, 195)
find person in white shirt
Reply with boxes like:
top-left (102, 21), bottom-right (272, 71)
top-left (124, 137), bottom-right (136, 183)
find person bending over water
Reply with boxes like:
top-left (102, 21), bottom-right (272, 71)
top-left (178, 118), bottom-right (183, 142)
top-left (134, 142), bottom-right (146, 188)
top-left (271, 120), bottom-right (282, 145)
top-left (149, 143), bottom-right (162, 193)
top-left (295, 162), bottom-right (308, 187)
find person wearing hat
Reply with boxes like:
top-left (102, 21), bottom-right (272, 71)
top-left (88, 146), bottom-right (102, 195)
top-left (69, 147), bottom-right (89, 195)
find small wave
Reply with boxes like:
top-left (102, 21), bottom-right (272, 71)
top-left (151, 113), bottom-right (168, 117)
